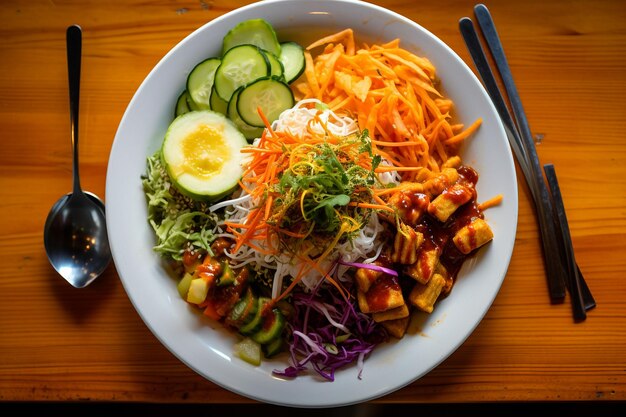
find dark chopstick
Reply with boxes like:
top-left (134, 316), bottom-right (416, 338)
top-left (471, 4), bottom-right (595, 313)
top-left (544, 165), bottom-right (587, 320)
top-left (457, 18), bottom-right (532, 182)
top-left (470, 4), bottom-right (572, 302)
top-left (544, 164), bottom-right (596, 315)
top-left (460, 5), bottom-right (595, 316)
top-left (458, 16), bottom-right (567, 303)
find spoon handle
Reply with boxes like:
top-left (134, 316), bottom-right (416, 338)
top-left (67, 24), bottom-right (82, 195)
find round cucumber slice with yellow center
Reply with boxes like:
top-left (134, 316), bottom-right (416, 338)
top-left (161, 110), bottom-right (248, 201)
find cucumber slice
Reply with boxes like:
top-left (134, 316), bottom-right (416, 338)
top-left (217, 262), bottom-right (235, 286)
top-left (239, 297), bottom-right (270, 336)
top-left (228, 87), bottom-right (265, 141)
top-left (175, 90), bottom-right (191, 117)
top-left (237, 77), bottom-right (294, 128)
top-left (161, 110), bottom-right (248, 201)
top-left (214, 44), bottom-right (269, 102)
top-left (186, 57), bottom-right (221, 110)
top-left (234, 337), bottom-right (262, 366)
top-left (261, 50), bottom-right (284, 80)
top-left (251, 307), bottom-right (285, 345)
top-left (222, 18), bottom-right (281, 57)
top-left (209, 86), bottom-right (228, 115)
top-left (227, 287), bottom-right (257, 327)
top-left (186, 93), bottom-right (201, 111)
top-left (262, 336), bottom-right (283, 358)
top-left (279, 42), bottom-right (305, 83)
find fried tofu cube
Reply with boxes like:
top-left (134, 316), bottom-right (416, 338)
top-left (424, 168), bottom-right (458, 196)
top-left (414, 168), bottom-right (434, 183)
top-left (387, 190), bottom-right (429, 226)
top-left (442, 156), bottom-right (462, 169)
top-left (453, 218), bottom-right (494, 254)
top-left (428, 183), bottom-right (473, 222)
top-left (372, 303), bottom-right (409, 322)
top-left (442, 167), bottom-right (460, 184)
top-left (381, 316), bottom-right (410, 339)
top-left (357, 275), bottom-right (405, 313)
top-left (404, 248), bottom-right (439, 284)
top-left (434, 261), bottom-right (448, 276)
top-left (391, 222), bottom-right (424, 264)
top-left (433, 262), bottom-right (453, 296)
top-left (408, 273), bottom-right (446, 313)
top-left (355, 266), bottom-right (383, 293)
top-left (441, 275), bottom-right (454, 296)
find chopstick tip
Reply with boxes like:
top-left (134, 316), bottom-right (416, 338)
top-left (474, 4), bottom-right (489, 13)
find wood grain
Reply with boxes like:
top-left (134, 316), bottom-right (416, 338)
top-left (0, 0), bottom-right (624, 405)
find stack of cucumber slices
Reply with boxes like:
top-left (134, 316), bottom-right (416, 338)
top-left (175, 18), bottom-right (305, 140)
top-left (160, 18), bottom-right (305, 202)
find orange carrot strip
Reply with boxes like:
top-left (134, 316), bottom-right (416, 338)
top-left (303, 51), bottom-right (320, 97)
top-left (375, 165), bottom-right (424, 172)
top-left (442, 118), bottom-right (482, 144)
top-left (275, 228), bottom-right (307, 239)
top-left (478, 194), bottom-right (503, 211)
top-left (264, 194), bottom-right (274, 221)
top-left (348, 202), bottom-right (395, 213)
top-left (373, 140), bottom-right (421, 147)
top-left (275, 263), bottom-right (310, 303)
top-left (240, 147), bottom-right (283, 154)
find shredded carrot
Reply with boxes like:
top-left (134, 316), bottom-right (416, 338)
top-left (374, 165), bottom-right (424, 173)
top-left (348, 202), bottom-right (395, 213)
top-left (478, 194), bottom-right (504, 211)
top-left (293, 28), bottom-right (483, 177)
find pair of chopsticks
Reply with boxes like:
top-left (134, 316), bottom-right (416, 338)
top-left (459, 4), bottom-right (595, 321)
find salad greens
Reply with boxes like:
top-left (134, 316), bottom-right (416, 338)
top-left (270, 129), bottom-right (381, 238)
top-left (142, 152), bottom-right (218, 260)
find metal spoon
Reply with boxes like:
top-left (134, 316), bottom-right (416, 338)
top-left (43, 25), bottom-right (111, 288)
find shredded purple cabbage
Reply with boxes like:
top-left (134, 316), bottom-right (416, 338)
top-left (337, 259), bottom-right (398, 277)
top-left (273, 282), bottom-right (388, 381)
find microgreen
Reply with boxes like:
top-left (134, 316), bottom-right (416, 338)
top-left (271, 131), bottom-right (380, 238)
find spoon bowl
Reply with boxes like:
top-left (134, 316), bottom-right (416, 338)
top-left (44, 191), bottom-right (110, 287)
top-left (43, 24), bottom-right (111, 287)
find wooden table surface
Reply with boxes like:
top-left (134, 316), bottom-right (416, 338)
top-left (1, 0), bottom-right (625, 407)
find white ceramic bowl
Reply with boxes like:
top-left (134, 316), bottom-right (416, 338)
top-left (106, 0), bottom-right (517, 407)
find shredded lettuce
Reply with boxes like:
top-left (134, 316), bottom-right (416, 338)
top-left (142, 152), bottom-right (218, 260)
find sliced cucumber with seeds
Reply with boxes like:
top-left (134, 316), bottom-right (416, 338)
top-left (237, 77), bottom-right (294, 128)
top-left (239, 297), bottom-right (270, 336)
top-left (261, 50), bottom-right (284, 80)
top-left (209, 86), bottom-right (228, 115)
top-left (175, 90), bottom-right (191, 117)
top-left (222, 18), bottom-right (281, 57)
top-left (186, 93), bottom-right (201, 111)
top-left (227, 287), bottom-right (258, 327)
top-left (234, 337), bottom-right (262, 366)
top-left (186, 57), bottom-right (221, 110)
top-left (228, 86), bottom-right (265, 141)
top-left (214, 44), bottom-right (269, 103)
top-left (262, 336), bottom-right (283, 358)
top-left (251, 307), bottom-right (285, 345)
top-left (279, 42), bottom-right (305, 84)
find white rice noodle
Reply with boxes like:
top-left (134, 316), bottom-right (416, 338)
top-left (208, 193), bottom-right (251, 212)
top-left (272, 98), bottom-right (358, 138)
top-left (220, 101), bottom-right (391, 297)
